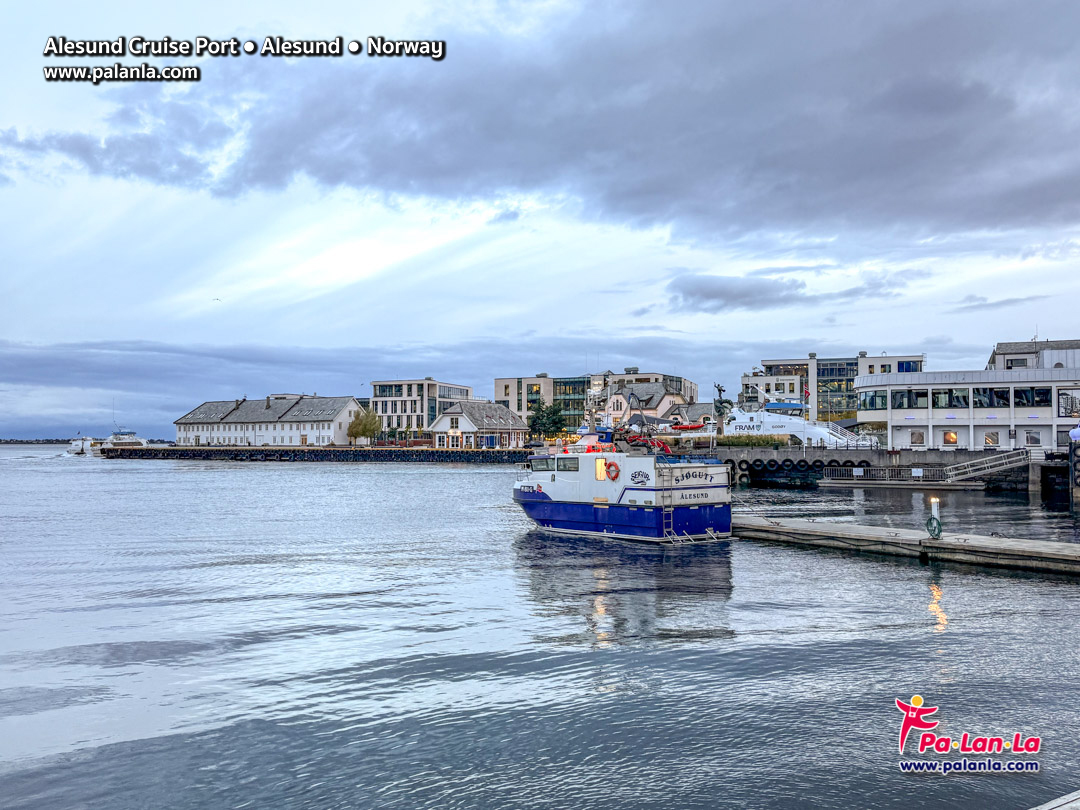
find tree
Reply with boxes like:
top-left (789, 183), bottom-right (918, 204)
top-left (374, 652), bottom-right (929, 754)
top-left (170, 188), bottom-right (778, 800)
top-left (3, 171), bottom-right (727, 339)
top-left (544, 402), bottom-right (566, 436)
top-left (348, 407), bottom-right (382, 446)
top-left (527, 398), bottom-right (547, 438)
top-left (528, 398), bottom-right (567, 438)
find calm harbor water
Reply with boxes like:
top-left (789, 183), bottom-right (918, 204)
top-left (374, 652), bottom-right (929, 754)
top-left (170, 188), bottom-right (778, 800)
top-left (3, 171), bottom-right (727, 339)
top-left (2, 445), bottom-right (1079, 809)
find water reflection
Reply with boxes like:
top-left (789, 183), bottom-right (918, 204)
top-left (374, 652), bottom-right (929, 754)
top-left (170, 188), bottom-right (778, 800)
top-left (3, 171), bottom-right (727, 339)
top-left (928, 581), bottom-right (948, 634)
top-left (513, 532), bottom-right (733, 647)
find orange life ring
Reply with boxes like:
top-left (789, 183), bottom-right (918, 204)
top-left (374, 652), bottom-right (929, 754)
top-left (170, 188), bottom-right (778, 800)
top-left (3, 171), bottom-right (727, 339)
top-left (606, 460), bottom-right (620, 481)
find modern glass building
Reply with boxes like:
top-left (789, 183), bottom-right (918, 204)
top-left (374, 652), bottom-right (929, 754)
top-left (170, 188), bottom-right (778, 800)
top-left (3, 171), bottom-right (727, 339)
top-left (742, 351), bottom-right (925, 422)
top-left (855, 340), bottom-right (1080, 450)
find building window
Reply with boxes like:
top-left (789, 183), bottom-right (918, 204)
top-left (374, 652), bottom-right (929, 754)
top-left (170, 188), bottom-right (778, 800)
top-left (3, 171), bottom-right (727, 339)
top-left (858, 390), bottom-right (887, 410)
top-left (1005, 358), bottom-right (1028, 369)
top-left (1059, 389), bottom-right (1080, 418)
top-left (504, 384), bottom-right (510, 396)
top-left (943, 431), bottom-right (958, 446)
top-left (1059, 430), bottom-right (1074, 447)
top-left (1025, 430), bottom-right (1042, 447)
top-left (891, 389), bottom-right (928, 409)
top-left (450, 417), bottom-right (459, 430)
top-left (450, 435), bottom-right (460, 448)
top-left (972, 388), bottom-right (1010, 408)
top-left (984, 431), bottom-right (999, 447)
top-left (932, 389), bottom-right (970, 409)
top-left (897, 361), bottom-right (921, 373)
top-left (869, 365), bottom-right (875, 374)
top-left (880, 364), bottom-right (891, 373)
top-left (438, 435), bottom-right (446, 448)
top-left (1014, 387), bottom-right (1052, 408)
top-left (910, 430), bottom-right (925, 445)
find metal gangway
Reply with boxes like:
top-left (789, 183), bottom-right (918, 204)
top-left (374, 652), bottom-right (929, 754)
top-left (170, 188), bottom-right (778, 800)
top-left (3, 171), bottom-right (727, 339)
top-left (943, 448), bottom-right (1034, 482)
top-left (820, 448), bottom-right (1036, 486)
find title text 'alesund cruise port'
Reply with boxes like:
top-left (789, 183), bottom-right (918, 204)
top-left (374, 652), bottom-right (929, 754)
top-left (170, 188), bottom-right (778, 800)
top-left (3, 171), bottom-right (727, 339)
top-left (43, 36), bottom-right (445, 60)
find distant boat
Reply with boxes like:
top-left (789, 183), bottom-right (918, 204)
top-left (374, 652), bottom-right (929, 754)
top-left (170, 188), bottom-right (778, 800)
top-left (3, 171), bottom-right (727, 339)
top-left (95, 430), bottom-right (151, 455)
top-left (66, 436), bottom-right (102, 456)
top-left (67, 430), bottom-right (150, 457)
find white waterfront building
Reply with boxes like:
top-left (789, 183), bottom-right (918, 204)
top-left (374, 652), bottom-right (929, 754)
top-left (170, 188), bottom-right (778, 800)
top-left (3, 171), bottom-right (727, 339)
top-left (855, 340), bottom-right (1080, 451)
top-left (175, 394), bottom-right (365, 447)
top-left (428, 401), bottom-right (529, 449)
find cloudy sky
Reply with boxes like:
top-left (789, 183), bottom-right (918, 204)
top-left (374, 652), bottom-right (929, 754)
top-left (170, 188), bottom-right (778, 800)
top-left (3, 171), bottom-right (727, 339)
top-left (2, 0), bottom-right (1078, 437)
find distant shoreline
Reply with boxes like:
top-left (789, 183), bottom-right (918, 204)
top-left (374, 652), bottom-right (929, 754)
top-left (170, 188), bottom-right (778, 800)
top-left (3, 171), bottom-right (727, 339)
top-left (0, 439), bottom-right (72, 444)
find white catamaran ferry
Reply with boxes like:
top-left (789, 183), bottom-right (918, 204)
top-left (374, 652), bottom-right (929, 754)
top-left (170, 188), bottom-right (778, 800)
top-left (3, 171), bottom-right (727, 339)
top-left (725, 398), bottom-right (879, 449)
top-left (513, 430), bottom-right (731, 543)
top-left (67, 430), bottom-right (150, 457)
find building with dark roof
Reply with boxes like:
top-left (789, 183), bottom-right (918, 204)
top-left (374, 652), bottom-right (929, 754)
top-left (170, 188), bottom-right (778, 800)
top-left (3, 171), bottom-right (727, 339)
top-left (174, 394), bottom-right (366, 447)
top-left (428, 401), bottom-right (529, 449)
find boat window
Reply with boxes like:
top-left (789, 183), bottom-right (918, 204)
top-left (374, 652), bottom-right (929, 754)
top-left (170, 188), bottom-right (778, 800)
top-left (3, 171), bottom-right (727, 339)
top-left (557, 457), bottom-right (579, 472)
top-left (984, 431), bottom-right (999, 446)
top-left (531, 458), bottom-right (555, 472)
top-left (595, 457), bottom-right (607, 481)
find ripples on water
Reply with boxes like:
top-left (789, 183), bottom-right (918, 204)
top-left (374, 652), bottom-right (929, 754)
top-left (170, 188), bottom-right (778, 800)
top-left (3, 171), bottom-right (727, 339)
top-left (1, 446), bottom-right (1079, 809)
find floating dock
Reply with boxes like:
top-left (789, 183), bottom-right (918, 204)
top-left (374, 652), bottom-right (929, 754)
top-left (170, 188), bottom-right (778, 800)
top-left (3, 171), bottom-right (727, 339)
top-left (733, 516), bottom-right (1080, 576)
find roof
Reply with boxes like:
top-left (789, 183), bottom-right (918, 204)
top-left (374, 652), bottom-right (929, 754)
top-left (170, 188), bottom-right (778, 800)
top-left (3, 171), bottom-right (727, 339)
top-left (175, 396), bottom-right (358, 425)
top-left (435, 401), bottom-right (527, 430)
top-left (992, 340), bottom-right (1080, 355)
top-left (610, 382), bottom-right (670, 409)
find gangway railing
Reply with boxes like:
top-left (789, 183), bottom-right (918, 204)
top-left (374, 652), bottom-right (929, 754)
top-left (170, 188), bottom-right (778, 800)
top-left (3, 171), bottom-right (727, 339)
top-left (943, 449), bottom-right (1031, 482)
top-left (822, 466), bottom-right (950, 483)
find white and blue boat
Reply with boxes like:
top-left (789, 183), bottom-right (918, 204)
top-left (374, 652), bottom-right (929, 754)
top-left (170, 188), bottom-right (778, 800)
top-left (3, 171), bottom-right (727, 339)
top-left (513, 432), bottom-right (731, 544)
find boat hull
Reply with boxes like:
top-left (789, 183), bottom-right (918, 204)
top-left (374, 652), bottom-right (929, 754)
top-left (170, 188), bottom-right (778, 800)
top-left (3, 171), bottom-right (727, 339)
top-left (513, 492), bottom-right (731, 542)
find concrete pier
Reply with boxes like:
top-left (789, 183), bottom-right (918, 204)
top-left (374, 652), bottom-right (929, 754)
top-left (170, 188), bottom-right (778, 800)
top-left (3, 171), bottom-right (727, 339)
top-left (1030, 788), bottom-right (1080, 810)
top-left (733, 516), bottom-right (1080, 576)
top-left (103, 446), bottom-right (530, 464)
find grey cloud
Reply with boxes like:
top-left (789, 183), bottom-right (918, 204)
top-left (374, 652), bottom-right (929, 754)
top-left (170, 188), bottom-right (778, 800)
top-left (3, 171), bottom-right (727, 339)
top-left (746, 264), bottom-right (834, 277)
top-left (7, 1), bottom-right (1080, 246)
top-left (487, 208), bottom-right (521, 225)
top-left (949, 293), bottom-right (1051, 312)
top-left (666, 269), bottom-right (925, 313)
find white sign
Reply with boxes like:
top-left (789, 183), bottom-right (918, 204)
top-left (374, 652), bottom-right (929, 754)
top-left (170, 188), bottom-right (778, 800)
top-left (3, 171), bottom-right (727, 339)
top-left (673, 487), bottom-right (726, 503)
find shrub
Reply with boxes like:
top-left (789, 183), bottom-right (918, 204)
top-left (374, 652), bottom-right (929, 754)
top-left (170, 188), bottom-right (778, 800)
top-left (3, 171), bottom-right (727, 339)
top-left (715, 434), bottom-right (792, 447)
